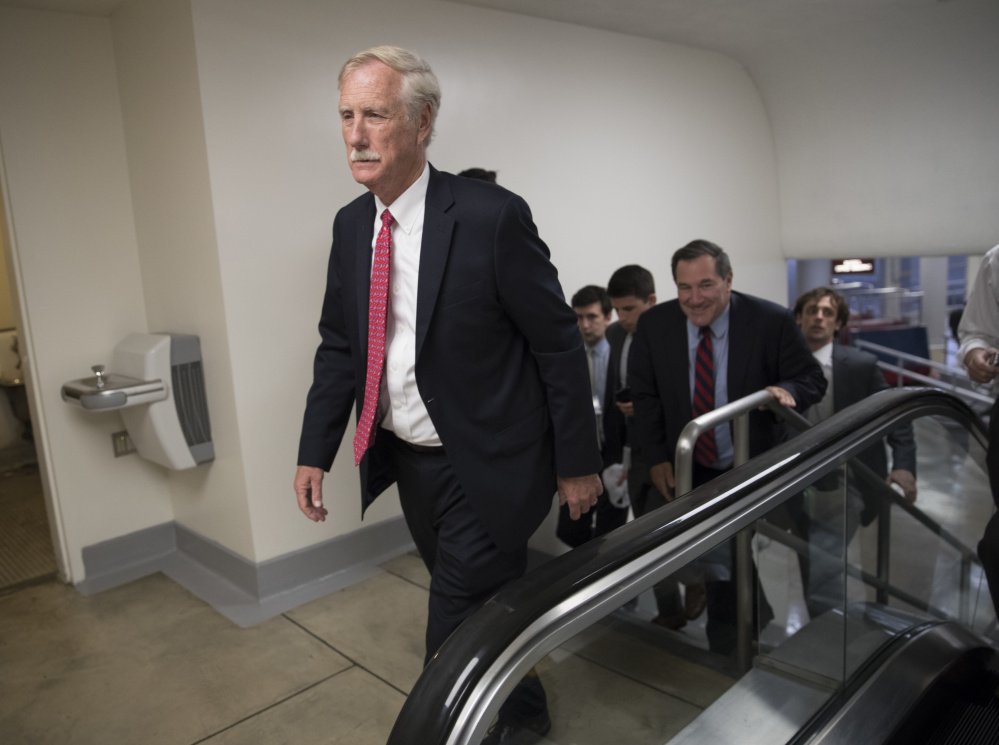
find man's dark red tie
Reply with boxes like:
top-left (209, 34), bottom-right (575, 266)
top-left (353, 209), bottom-right (394, 465)
top-left (692, 325), bottom-right (718, 467)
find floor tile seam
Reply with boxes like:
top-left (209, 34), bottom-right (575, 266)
top-left (186, 668), bottom-right (352, 745)
top-left (280, 613), bottom-right (412, 697)
top-left (381, 566), bottom-right (430, 592)
top-left (565, 647), bottom-right (711, 711)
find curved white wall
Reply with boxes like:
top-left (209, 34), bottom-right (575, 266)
top-left (188, 0), bottom-right (782, 560)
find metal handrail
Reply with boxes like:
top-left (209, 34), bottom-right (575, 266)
top-left (674, 386), bottom-right (985, 666)
top-left (675, 389), bottom-right (789, 496)
top-left (853, 338), bottom-right (995, 408)
top-left (389, 389), bottom-right (990, 745)
top-left (675, 389), bottom-right (805, 668)
top-left (853, 339), bottom-right (951, 370)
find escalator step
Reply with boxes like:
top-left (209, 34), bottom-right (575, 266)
top-left (922, 670), bottom-right (999, 745)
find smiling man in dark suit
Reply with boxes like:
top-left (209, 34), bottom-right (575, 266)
top-left (293, 45), bottom-right (601, 743)
top-left (628, 239), bottom-right (826, 653)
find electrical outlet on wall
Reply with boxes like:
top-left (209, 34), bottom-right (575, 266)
top-left (111, 430), bottom-right (136, 457)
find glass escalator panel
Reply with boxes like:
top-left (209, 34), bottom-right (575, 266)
top-left (391, 390), bottom-right (997, 745)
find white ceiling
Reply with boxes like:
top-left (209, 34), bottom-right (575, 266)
top-left (446, 0), bottom-right (998, 69)
top-left (3, 0), bottom-right (995, 71)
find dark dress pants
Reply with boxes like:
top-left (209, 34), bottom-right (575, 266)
top-left (388, 432), bottom-right (546, 722)
top-left (691, 461), bottom-right (774, 655)
top-left (630, 458), bottom-right (686, 618)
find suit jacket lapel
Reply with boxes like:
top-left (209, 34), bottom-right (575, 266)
top-left (354, 197), bottom-right (376, 352)
top-left (416, 167), bottom-right (455, 360)
top-left (831, 345), bottom-right (847, 411)
top-left (672, 304), bottom-right (693, 423)
top-left (726, 293), bottom-right (746, 400)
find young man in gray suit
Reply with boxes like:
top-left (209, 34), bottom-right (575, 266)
top-left (793, 287), bottom-right (916, 614)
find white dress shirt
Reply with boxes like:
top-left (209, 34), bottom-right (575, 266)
top-left (958, 243), bottom-right (999, 392)
top-left (373, 163), bottom-right (442, 446)
top-left (808, 341), bottom-right (835, 423)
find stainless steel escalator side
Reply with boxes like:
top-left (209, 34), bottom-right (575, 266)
top-left (387, 387), bottom-right (990, 745)
top-left (807, 622), bottom-right (998, 745)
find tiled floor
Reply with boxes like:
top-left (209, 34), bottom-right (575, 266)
top-left (0, 553), bottom-right (733, 745)
top-left (1, 412), bottom-right (995, 745)
top-left (0, 556), bottom-right (424, 745)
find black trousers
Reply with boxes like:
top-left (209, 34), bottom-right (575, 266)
top-left (388, 431), bottom-right (546, 721)
top-left (691, 461), bottom-right (773, 655)
top-left (979, 400), bottom-right (999, 619)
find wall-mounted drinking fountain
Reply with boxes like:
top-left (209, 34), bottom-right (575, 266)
top-left (62, 364), bottom-right (168, 411)
top-left (61, 333), bottom-right (214, 470)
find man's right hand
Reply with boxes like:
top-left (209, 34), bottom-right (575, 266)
top-left (615, 400), bottom-right (635, 417)
top-left (294, 465), bottom-right (328, 522)
top-left (650, 461), bottom-right (675, 501)
top-left (965, 347), bottom-right (999, 385)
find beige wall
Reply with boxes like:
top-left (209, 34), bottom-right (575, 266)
top-left (111, 0), bottom-right (255, 559)
top-left (187, 0), bottom-right (783, 559)
top-left (0, 0), bottom-right (783, 579)
top-left (0, 6), bottom-right (173, 581)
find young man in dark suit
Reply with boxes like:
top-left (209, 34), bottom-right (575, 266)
top-left (793, 287), bottom-right (916, 614)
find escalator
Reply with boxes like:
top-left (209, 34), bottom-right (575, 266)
top-left (389, 388), bottom-right (998, 745)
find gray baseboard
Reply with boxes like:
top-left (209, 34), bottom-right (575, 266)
top-left (76, 517), bottom-right (415, 627)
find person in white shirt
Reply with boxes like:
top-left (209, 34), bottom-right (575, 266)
top-left (957, 244), bottom-right (999, 618)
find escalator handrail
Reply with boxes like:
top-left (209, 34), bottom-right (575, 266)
top-left (677, 387), bottom-right (981, 565)
top-left (388, 387), bottom-right (988, 745)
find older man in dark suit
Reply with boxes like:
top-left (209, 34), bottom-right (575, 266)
top-left (629, 239), bottom-right (826, 653)
top-left (293, 46), bottom-right (601, 743)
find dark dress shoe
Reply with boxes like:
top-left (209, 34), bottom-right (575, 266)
top-left (652, 612), bottom-right (686, 630)
top-left (684, 582), bottom-right (707, 620)
top-left (481, 710), bottom-right (552, 744)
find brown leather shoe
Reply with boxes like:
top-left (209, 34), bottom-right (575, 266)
top-left (684, 582), bottom-right (707, 620)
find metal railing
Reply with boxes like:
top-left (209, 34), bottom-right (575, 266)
top-left (388, 388), bottom-right (989, 745)
top-left (673, 386), bottom-right (985, 671)
top-left (674, 389), bottom-right (801, 670)
top-left (853, 338), bottom-right (994, 408)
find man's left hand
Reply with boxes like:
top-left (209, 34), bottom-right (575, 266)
top-left (766, 385), bottom-right (796, 408)
top-left (888, 469), bottom-right (917, 503)
top-left (558, 474), bottom-right (604, 520)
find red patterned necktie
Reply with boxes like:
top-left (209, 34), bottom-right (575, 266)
top-left (692, 325), bottom-right (718, 467)
top-left (353, 209), bottom-right (394, 465)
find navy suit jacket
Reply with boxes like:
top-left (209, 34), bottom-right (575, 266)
top-left (629, 291), bottom-right (827, 469)
top-left (297, 167), bottom-right (600, 551)
top-left (832, 344), bottom-right (916, 477)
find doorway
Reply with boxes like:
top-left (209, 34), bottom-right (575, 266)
top-left (0, 185), bottom-right (56, 594)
